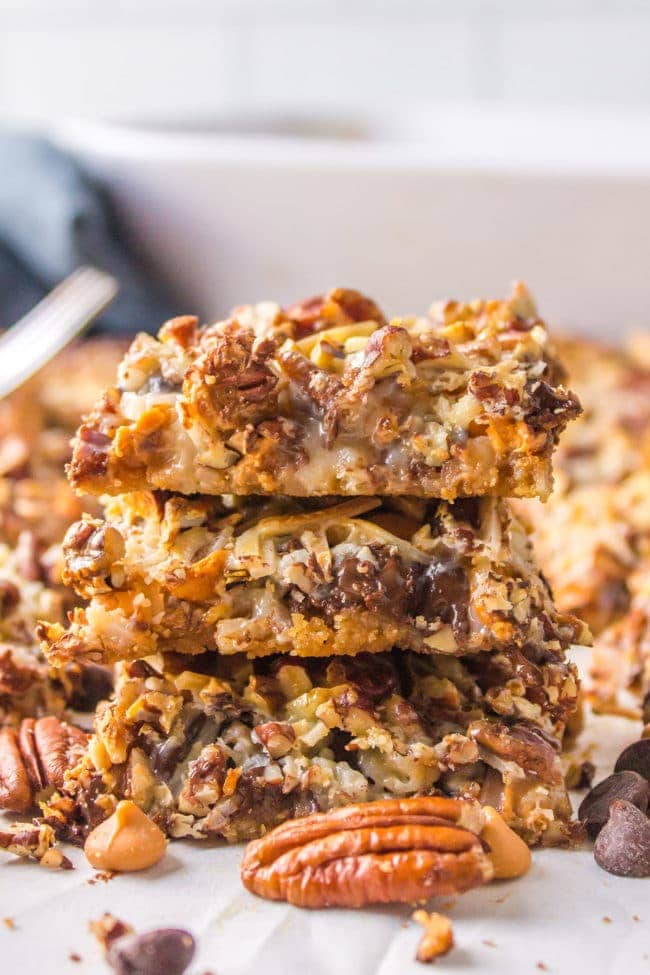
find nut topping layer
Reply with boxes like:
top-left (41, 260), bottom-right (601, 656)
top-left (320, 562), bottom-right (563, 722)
top-left (68, 285), bottom-right (580, 502)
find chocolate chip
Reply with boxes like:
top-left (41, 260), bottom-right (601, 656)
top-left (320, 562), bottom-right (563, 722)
top-left (578, 771), bottom-right (650, 838)
top-left (614, 739), bottom-right (650, 785)
top-left (641, 692), bottom-right (650, 727)
top-left (594, 800), bottom-right (650, 877)
top-left (414, 561), bottom-right (469, 638)
top-left (68, 664), bottom-right (114, 712)
top-left (576, 761), bottom-right (596, 790)
top-left (0, 580), bottom-right (20, 617)
top-left (107, 928), bottom-right (195, 975)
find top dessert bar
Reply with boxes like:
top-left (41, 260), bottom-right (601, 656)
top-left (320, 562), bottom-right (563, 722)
top-left (69, 284), bottom-right (580, 501)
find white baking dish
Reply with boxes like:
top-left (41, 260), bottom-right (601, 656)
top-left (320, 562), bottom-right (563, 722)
top-left (54, 106), bottom-right (650, 336)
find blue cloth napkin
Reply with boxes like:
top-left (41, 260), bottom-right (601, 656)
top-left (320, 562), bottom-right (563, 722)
top-left (0, 130), bottom-right (179, 333)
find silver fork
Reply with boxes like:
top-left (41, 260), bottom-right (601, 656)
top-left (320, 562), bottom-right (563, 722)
top-left (0, 266), bottom-right (118, 398)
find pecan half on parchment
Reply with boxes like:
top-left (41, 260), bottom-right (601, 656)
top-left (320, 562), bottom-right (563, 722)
top-left (240, 796), bottom-right (493, 909)
top-left (0, 716), bottom-right (88, 812)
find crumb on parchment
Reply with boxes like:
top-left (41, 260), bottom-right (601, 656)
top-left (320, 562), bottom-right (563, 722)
top-left (412, 911), bottom-right (454, 964)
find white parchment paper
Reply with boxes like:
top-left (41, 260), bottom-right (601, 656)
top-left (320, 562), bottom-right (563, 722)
top-left (1, 696), bottom-right (648, 975)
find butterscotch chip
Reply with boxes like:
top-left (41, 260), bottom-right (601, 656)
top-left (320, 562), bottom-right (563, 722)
top-left (481, 806), bottom-right (531, 880)
top-left (84, 800), bottom-right (167, 872)
top-left (412, 911), bottom-right (454, 964)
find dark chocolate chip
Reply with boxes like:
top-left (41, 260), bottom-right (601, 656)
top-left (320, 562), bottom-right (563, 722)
top-left (641, 692), bottom-right (650, 727)
top-left (578, 770), bottom-right (650, 838)
top-left (107, 928), bottom-right (195, 975)
top-left (576, 761), bottom-right (596, 790)
top-left (614, 739), bottom-right (650, 785)
top-left (68, 664), bottom-right (114, 712)
top-left (594, 799), bottom-right (650, 877)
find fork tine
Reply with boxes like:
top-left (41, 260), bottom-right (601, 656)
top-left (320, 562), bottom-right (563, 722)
top-left (0, 266), bottom-right (118, 398)
top-left (0, 271), bottom-right (114, 353)
top-left (0, 268), bottom-right (116, 353)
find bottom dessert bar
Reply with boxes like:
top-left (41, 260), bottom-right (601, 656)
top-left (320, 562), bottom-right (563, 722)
top-left (40, 648), bottom-right (579, 849)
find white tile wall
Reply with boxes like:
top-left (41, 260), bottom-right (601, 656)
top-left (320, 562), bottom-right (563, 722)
top-left (245, 15), bottom-right (474, 107)
top-left (501, 14), bottom-right (650, 107)
top-left (0, 0), bottom-right (649, 122)
top-left (0, 23), bottom-right (241, 120)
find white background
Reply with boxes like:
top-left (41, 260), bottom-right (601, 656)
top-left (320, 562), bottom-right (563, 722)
top-left (1, 0), bottom-right (650, 124)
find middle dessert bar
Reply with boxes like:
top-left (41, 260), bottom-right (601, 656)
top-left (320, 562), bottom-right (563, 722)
top-left (40, 493), bottom-right (588, 665)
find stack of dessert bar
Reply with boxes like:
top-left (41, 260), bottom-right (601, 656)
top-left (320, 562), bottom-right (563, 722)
top-left (32, 285), bottom-right (588, 849)
top-left (517, 335), bottom-right (650, 711)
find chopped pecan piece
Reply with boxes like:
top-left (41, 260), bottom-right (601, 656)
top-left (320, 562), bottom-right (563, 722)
top-left (412, 910), bottom-right (454, 964)
top-left (62, 518), bottom-right (125, 594)
top-left (189, 326), bottom-right (279, 432)
top-left (284, 288), bottom-right (386, 333)
top-left (240, 796), bottom-right (493, 908)
top-left (469, 721), bottom-right (560, 782)
top-left (0, 717), bottom-right (88, 812)
top-left (253, 721), bottom-right (296, 759)
top-left (0, 820), bottom-right (70, 868)
top-left (89, 914), bottom-right (135, 955)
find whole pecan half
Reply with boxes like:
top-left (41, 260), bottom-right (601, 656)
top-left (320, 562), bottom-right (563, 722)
top-left (0, 717), bottom-right (88, 812)
top-left (240, 796), bottom-right (493, 909)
